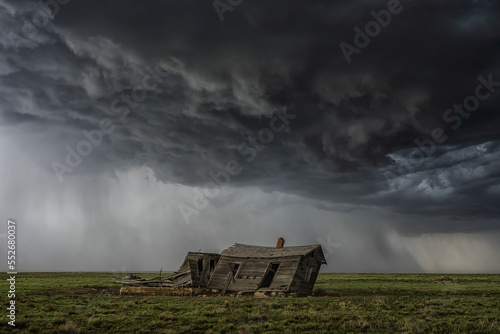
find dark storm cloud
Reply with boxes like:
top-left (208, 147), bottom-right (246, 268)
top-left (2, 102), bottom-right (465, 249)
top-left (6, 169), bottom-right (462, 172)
top-left (1, 0), bottom-right (500, 234)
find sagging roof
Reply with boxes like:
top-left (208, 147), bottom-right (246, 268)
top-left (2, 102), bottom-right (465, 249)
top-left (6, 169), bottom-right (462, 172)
top-left (221, 243), bottom-right (325, 261)
top-left (185, 252), bottom-right (220, 257)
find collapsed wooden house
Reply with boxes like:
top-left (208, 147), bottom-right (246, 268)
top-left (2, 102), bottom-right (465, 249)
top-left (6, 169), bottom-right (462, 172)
top-left (118, 238), bottom-right (326, 296)
top-left (117, 252), bottom-right (221, 289)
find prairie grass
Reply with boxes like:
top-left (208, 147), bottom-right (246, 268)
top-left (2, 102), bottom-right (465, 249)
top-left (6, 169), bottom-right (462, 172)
top-left (0, 272), bottom-right (498, 333)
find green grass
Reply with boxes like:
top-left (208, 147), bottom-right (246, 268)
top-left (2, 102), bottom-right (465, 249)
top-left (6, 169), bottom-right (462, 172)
top-left (0, 273), bottom-right (499, 333)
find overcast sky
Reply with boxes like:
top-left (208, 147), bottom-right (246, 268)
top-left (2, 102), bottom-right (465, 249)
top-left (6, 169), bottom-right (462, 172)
top-left (1, 0), bottom-right (499, 273)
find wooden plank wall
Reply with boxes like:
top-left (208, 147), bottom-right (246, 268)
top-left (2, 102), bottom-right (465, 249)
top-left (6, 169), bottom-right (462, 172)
top-left (207, 256), bottom-right (301, 292)
top-left (268, 258), bottom-right (300, 291)
top-left (185, 254), bottom-right (220, 287)
top-left (289, 251), bottom-right (324, 294)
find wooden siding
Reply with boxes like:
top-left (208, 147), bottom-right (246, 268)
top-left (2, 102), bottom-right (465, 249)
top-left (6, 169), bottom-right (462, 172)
top-left (173, 252), bottom-right (220, 288)
top-left (207, 256), bottom-right (301, 292)
top-left (289, 250), bottom-right (325, 294)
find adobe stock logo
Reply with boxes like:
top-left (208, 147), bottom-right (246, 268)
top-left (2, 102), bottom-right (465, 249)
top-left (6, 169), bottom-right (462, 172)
top-left (339, 0), bottom-right (413, 64)
top-left (7, 0), bottom-right (71, 54)
top-left (51, 64), bottom-right (170, 182)
top-left (384, 73), bottom-right (500, 189)
top-left (178, 108), bottom-right (296, 224)
top-left (213, 0), bottom-right (243, 22)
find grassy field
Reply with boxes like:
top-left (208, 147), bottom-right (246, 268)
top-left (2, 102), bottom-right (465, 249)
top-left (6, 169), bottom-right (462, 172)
top-left (0, 272), bottom-right (499, 333)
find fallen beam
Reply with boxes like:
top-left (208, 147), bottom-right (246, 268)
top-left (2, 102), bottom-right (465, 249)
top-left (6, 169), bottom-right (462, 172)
top-left (119, 287), bottom-right (207, 296)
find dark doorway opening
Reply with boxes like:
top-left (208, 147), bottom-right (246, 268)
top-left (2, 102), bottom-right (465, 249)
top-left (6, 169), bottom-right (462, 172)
top-left (230, 263), bottom-right (240, 277)
top-left (209, 259), bottom-right (216, 274)
top-left (260, 263), bottom-right (280, 288)
top-left (197, 259), bottom-right (203, 277)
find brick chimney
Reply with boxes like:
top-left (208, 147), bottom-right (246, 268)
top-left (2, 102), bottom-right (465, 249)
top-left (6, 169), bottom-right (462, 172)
top-left (276, 237), bottom-right (285, 248)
